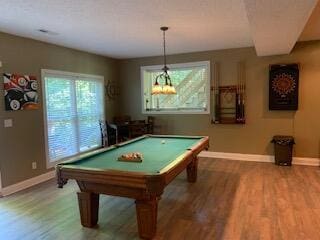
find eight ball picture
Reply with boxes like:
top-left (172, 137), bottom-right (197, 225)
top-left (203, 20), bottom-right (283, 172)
top-left (3, 73), bottom-right (39, 111)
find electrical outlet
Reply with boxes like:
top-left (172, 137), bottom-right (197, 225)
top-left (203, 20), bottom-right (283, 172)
top-left (32, 162), bottom-right (37, 169)
top-left (4, 119), bottom-right (13, 128)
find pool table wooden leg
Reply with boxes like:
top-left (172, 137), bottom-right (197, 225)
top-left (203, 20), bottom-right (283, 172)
top-left (77, 191), bottom-right (99, 227)
top-left (135, 197), bottom-right (158, 239)
top-left (187, 157), bottom-right (198, 182)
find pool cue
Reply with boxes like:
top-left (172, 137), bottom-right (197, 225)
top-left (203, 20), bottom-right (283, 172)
top-left (240, 65), bottom-right (243, 122)
top-left (236, 63), bottom-right (241, 123)
top-left (240, 62), bottom-right (245, 123)
top-left (239, 62), bottom-right (242, 122)
top-left (214, 62), bottom-right (220, 123)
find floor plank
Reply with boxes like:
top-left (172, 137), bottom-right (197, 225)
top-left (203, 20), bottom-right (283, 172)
top-left (1, 158), bottom-right (320, 240)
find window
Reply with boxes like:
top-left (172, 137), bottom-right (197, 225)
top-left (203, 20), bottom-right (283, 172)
top-left (42, 70), bottom-right (104, 167)
top-left (141, 61), bottom-right (210, 114)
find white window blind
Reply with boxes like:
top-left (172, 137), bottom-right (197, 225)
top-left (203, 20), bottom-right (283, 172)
top-left (141, 61), bottom-right (210, 114)
top-left (42, 70), bottom-right (104, 166)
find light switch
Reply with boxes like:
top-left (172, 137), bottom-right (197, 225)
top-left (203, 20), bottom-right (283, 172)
top-left (0, 61), bottom-right (2, 68)
top-left (4, 119), bottom-right (13, 128)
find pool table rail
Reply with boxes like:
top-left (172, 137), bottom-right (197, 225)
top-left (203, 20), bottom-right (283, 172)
top-left (159, 135), bottom-right (209, 184)
top-left (57, 166), bottom-right (166, 195)
top-left (56, 135), bottom-right (209, 190)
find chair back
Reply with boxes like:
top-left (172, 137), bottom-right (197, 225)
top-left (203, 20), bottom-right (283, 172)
top-left (129, 120), bottom-right (146, 125)
top-left (129, 122), bottom-right (148, 139)
top-left (113, 115), bottom-right (131, 124)
top-left (99, 120), bottom-right (108, 147)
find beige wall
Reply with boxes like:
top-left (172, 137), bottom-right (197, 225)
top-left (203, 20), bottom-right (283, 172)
top-left (119, 41), bottom-right (320, 159)
top-left (1, 32), bottom-right (319, 188)
top-left (0, 32), bottom-right (119, 187)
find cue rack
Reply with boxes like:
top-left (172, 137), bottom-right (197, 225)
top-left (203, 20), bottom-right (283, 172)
top-left (211, 62), bottom-right (246, 124)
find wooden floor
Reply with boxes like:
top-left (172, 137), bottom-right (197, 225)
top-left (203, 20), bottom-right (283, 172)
top-left (1, 158), bottom-right (320, 240)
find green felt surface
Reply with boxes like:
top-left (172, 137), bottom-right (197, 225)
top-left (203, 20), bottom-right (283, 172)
top-left (61, 136), bottom-right (203, 174)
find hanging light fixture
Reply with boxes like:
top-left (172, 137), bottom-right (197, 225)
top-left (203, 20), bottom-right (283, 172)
top-left (152, 27), bottom-right (176, 95)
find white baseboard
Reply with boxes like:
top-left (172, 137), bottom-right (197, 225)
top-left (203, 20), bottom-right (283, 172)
top-left (292, 157), bottom-right (320, 166)
top-left (0, 152), bottom-right (318, 197)
top-left (0, 171), bottom-right (56, 197)
top-left (199, 151), bottom-right (320, 166)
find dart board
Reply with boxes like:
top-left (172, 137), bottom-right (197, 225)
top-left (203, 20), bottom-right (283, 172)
top-left (269, 64), bottom-right (299, 110)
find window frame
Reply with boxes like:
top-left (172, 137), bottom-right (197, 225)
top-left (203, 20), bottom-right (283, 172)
top-left (140, 61), bottom-right (211, 115)
top-left (41, 69), bottom-right (105, 169)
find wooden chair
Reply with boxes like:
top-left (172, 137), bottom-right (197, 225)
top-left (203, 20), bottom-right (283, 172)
top-left (128, 120), bottom-right (148, 139)
top-left (113, 115), bottom-right (131, 124)
top-left (99, 120), bottom-right (108, 147)
top-left (113, 115), bottom-right (131, 142)
top-left (107, 122), bottom-right (118, 145)
top-left (99, 120), bottom-right (118, 147)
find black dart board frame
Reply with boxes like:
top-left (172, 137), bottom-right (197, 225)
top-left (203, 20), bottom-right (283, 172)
top-left (269, 64), bottom-right (299, 110)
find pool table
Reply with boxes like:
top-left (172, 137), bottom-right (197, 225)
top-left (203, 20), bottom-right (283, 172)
top-left (56, 134), bottom-right (209, 239)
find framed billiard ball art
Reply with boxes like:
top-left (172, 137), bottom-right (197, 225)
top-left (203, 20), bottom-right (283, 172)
top-left (269, 64), bottom-right (299, 110)
top-left (3, 73), bottom-right (39, 111)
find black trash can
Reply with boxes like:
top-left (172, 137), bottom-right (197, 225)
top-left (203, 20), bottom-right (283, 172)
top-left (271, 135), bottom-right (295, 166)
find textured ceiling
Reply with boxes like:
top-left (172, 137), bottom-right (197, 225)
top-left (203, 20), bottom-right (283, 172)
top-left (0, 0), bottom-right (319, 59)
top-left (0, 0), bottom-right (253, 59)
top-left (243, 0), bottom-right (318, 56)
